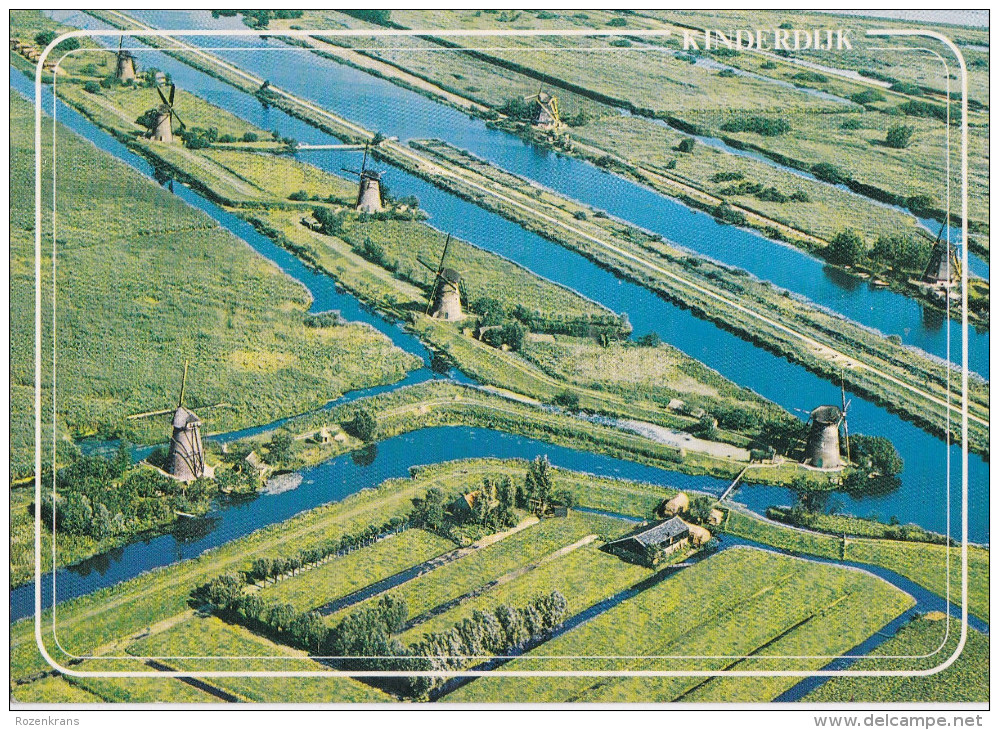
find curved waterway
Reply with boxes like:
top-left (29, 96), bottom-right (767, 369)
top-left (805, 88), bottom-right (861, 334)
top-left (115, 9), bottom-right (990, 374)
top-left (39, 12), bottom-right (988, 543)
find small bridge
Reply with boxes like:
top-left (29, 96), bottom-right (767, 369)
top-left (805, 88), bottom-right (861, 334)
top-left (718, 466), bottom-right (749, 503)
top-left (296, 143), bottom-right (367, 150)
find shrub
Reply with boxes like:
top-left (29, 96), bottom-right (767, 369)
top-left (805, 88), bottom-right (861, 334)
top-left (676, 137), bottom-right (696, 153)
top-left (636, 331), bottom-right (662, 347)
top-left (825, 229), bottom-right (866, 265)
top-left (83, 81), bottom-right (100, 94)
top-left (711, 171), bottom-right (744, 183)
top-left (792, 71), bottom-right (828, 84)
top-left (552, 390), bottom-right (580, 410)
top-left (242, 131), bottom-right (259, 143)
top-left (761, 60), bottom-right (778, 70)
top-left (840, 118), bottom-right (863, 130)
top-left (34, 30), bottom-right (57, 47)
top-left (607, 17), bottom-right (627, 27)
top-left (718, 68), bottom-right (736, 78)
top-left (810, 162), bottom-right (848, 185)
top-left (346, 407), bottom-right (377, 442)
top-left (850, 89), bottom-right (884, 105)
top-left (720, 116), bottom-right (791, 136)
top-left (889, 81), bottom-right (923, 96)
top-left (885, 124), bottom-right (914, 149)
top-left (789, 191), bottom-right (811, 203)
top-left (897, 100), bottom-right (948, 121)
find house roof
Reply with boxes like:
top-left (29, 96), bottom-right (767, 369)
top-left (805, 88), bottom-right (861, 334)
top-left (610, 517), bottom-right (690, 549)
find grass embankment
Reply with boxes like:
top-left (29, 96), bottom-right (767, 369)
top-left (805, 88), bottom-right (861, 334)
top-left (274, 9), bottom-right (990, 279)
top-left (445, 547), bottom-right (914, 702)
top-left (802, 615), bottom-right (989, 703)
top-left (725, 510), bottom-right (989, 623)
top-left (231, 380), bottom-right (829, 489)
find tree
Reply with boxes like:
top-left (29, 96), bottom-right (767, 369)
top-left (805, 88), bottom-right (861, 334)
top-left (34, 30), bottom-right (57, 47)
top-left (687, 495), bottom-right (715, 525)
top-left (265, 432), bottom-right (294, 464)
top-left (870, 233), bottom-right (930, 273)
top-left (412, 487), bottom-right (445, 531)
top-left (850, 435), bottom-right (903, 476)
top-left (885, 124), bottom-right (914, 149)
top-left (83, 81), bottom-right (101, 94)
top-left (473, 297), bottom-right (505, 326)
top-left (677, 137), bottom-right (696, 153)
top-left (135, 108), bottom-right (161, 132)
top-left (825, 229), bottom-right (866, 266)
top-left (500, 320), bottom-right (527, 351)
top-left (346, 407), bottom-right (377, 442)
top-left (552, 390), bottom-right (580, 410)
top-left (524, 456), bottom-right (554, 511)
top-left (636, 331), bottom-right (661, 347)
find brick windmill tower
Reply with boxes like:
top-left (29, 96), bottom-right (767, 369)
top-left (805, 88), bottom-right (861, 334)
top-left (342, 143), bottom-right (384, 213)
top-left (149, 82), bottom-right (185, 143)
top-left (418, 233), bottom-right (465, 321)
top-left (114, 36), bottom-right (137, 82)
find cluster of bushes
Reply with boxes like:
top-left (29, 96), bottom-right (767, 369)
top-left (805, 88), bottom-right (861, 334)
top-left (516, 456), bottom-right (574, 514)
top-left (451, 476), bottom-right (519, 531)
top-left (718, 180), bottom-right (809, 204)
top-left (480, 320), bottom-right (527, 352)
top-left (712, 202), bottom-right (746, 225)
top-left (897, 100), bottom-right (949, 122)
top-left (823, 228), bottom-right (931, 273)
top-left (720, 116), bottom-right (792, 136)
top-left (849, 89), bottom-right (885, 105)
top-left (791, 71), bottom-right (828, 84)
top-left (345, 407), bottom-right (378, 442)
top-left (39, 451), bottom-right (213, 540)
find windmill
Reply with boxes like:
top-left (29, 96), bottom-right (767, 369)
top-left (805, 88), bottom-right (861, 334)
top-left (922, 221), bottom-right (961, 287)
top-left (524, 86), bottom-right (561, 129)
top-left (342, 142), bottom-right (384, 213)
top-left (114, 36), bottom-right (137, 82)
top-left (149, 82), bottom-right (185, 143)
top-left (417, 233), bottom-right (465, 321)
top-left (128, 361), bottom-right (226, 482)
top-left (800, 380), bottom-right (851, 469)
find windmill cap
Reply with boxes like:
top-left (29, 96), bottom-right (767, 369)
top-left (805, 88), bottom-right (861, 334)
top-left (441, 267), bottom-right (461, 283)
top-left (172, 406), bottom-right (201, 428)
top-left (810, 405), bottom-right (842, 424)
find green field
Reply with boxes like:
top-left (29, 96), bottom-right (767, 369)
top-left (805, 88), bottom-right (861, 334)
top-left (803, 615), bottom-right (989, 703)
top-left (327, 511), bottom-right (629, 624)
top-left (446, 547), bottom-right (914, 702)
top-left (9, 88), bottom-right (419, 479)
top-left (260, 529), bottom-right (454, 611)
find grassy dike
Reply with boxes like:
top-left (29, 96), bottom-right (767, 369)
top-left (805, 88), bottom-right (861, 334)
top-left (77, 10), bottom-right (991, 457)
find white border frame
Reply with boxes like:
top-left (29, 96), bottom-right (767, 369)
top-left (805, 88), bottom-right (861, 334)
top-left (31, 18), bottom-right (971, 682)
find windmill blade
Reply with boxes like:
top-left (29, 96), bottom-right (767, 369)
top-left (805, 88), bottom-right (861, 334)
top-left (437, 233), bottom-right (452, 273)
top-left (341, 167), bottom-right (362, 177)
top-left (171, 107), bottom-right (186, 130)
top-left (156, 85), bottom-right (169, 106)
top-left (425, 277), bottom-right (440, 315)
top-left (842, 415), bottom-right (851, 464)
top-left (168, 83), bottom-right (176, 106)
top-left (792, 407), bottom-right (810, 416)
top-left (178, 360), bottom-right (189, 408)
top-left (416, 256), bottom-right (439, 273)
top-left (360, 142), bottom-right (369, 173)
top-left (118, 36), bottom-right (124, 52)
top-left (841, 379), bottom-right (847, 414)
top-left (127, 407), bottom-right (175, 421)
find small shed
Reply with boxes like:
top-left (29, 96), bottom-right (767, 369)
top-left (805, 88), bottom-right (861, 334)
top-left (605, 517), bottom-right (691, 567)
top-left (658, 492), bottom-right (689, 518)
top-left (708, 508), bottom-right (724, 526)
top-left (244, 451), bottom-right (265, 473)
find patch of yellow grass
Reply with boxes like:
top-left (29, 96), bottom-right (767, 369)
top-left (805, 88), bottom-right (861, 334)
top-left (228, 350), bottom-right (297, 373)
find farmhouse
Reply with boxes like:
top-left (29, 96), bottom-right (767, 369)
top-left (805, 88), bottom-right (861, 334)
top-left (605, 517), bottom-right (691, 567)
top-left (449, 488), bottom-right (497, 519)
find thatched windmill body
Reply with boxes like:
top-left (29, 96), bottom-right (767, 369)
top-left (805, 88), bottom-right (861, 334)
top-left (150, 83), bottom-right (185, 143)
top-left (418, 233), bottom-right (465, 321)
top-left (524, 86), bottom-right (562, 129)
top-left (801, 382), bottom-right (851, 470)
top-left (129, 362), bottom-right (224, 482)
top-left (114, 37), bottom-right (137, 82)
top-left (342, 143), bottom-right (384, 213)
top-left (922, 223), bottom-right (961, 287)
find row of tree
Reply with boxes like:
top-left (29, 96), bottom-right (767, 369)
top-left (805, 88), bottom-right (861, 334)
top-left (200, 566), bottom-right (567, 700)
top-left (823, 229), bottom-right (933, 274)
top-left (243, 516), bottom-right (411, 584)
